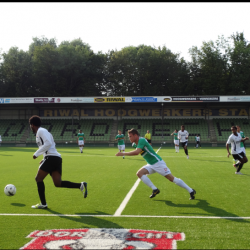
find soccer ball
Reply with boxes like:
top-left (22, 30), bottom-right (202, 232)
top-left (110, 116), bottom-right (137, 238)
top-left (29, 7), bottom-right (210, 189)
top-left (4, 184), bottom-right (16, 196)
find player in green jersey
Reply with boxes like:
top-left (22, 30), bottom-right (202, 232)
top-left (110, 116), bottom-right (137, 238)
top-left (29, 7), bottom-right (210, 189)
top-left (77, 130), bottom-right (85, 153)
top-left (116, 128), bottom-right (196, 200)
top-left (115, 130), bottom-right (125, 159)
top-left (171, 129), bottom-right (179, 152)
top-left (234, 125), bottom-right (248, 168)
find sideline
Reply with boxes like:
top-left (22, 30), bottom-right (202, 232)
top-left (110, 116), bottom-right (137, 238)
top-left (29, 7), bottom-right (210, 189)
top-left (0, 213), bottom-right (250, 219)
top-left (114, 178), bottom-right (141, 216)
top-left (62, 155), bottom-right (228, 157)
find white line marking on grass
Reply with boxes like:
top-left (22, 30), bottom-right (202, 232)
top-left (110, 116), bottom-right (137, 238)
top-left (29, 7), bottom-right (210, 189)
top-left (1, 214), bottom-right (250, 219)
top-left (114, 178), bottom-right (141, 216)
top-left (156, 147), bottom-right (161, 153)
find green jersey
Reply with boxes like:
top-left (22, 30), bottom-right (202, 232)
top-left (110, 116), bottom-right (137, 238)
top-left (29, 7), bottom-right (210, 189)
top-left (77, 133), bottom-right (84, 140)
top-left (132, 137), bottom-right (162, 165)
top-left (115, 134), bottom-right (125, 145)
top-left (239, 131), bottom-right (245, 148)
top-left (195, 136), bottom-right (200, 141)
top-left (173, 133), bottom-right (178, 140)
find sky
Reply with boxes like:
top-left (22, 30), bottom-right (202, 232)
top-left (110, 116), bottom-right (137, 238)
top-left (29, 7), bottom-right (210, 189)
top-left (0, 3), bottom-right (250, 62)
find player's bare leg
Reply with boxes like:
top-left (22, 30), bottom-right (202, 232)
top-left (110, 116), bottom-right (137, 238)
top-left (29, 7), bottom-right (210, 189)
top-left (137, 168), bottom-right (159, 198)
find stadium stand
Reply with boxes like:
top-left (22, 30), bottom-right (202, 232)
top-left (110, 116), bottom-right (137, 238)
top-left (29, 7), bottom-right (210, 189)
top-left (25, 118), bottom-right (113, 143)
top-left (213, 118), bottom-right (250, 142)
top-left (118, 118), bottom-right (209, 143)
top-left (0, 119), bottom-right (28, 142)
top-left (1, 117), bottom-right (249, 144)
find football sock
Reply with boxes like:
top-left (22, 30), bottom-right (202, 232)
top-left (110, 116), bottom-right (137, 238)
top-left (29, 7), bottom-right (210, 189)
top-left (237, 163), bottom-right (243, 172)
top-left (235, 161), bottom-right (240, 167)
top-left (175, 146), bottom-right (177, 152)
top-left (185, 149), bottom-right (188, 155)
top-left (61, 181), bottom-right (81, 189)
top-left (173, 177), bottom-right (193, 193)
top-left (37, 181), bottom-right (46, 205)
top-left (79, 147), bottom-right (82, 152)
top-left (140, 175), bottom-right (157, 190)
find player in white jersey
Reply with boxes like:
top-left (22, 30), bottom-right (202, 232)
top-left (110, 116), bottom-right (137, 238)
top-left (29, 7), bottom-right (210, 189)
top-left (29, 115), bottom-right (88, 209)
top-left (0, 134), bottom-right (2, 146)
top-left (178, 125), bottom-right (189, 159)
top-left (195, 135), bottom-right (201, 148)
top-left (226, 126), bottom-right (249, 175)
top-left (234, 125), bottom-right (247, 168)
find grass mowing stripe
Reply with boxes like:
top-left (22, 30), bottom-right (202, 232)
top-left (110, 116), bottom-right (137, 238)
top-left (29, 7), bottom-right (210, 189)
top-left (114, 178), bottom-right (141, 216)
top-left (62, 155), bottom-right (229, 157)
top-left (1, 213), bottom-right (250, 219)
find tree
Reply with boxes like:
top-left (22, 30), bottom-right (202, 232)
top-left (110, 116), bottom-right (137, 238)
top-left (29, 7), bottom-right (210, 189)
top-left (228, 32), bottom-right (250, 94)
top-left (188, 36), bottom-right (230, 95)
top-left (29, 36), bottom-right (57, 55)
top-left (104, 45), bottom-right (189, 96)
top-left (56, 42), bottom-right (106, 96)
top-left (0, 47), bottom-right (33, 97)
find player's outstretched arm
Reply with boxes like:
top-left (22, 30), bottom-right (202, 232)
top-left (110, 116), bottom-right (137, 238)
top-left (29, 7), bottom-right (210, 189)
top-left (116, 148), bottom-right (142, 157)
top-left (226, 144), bottom-right (231, 157)
top-left (241, 137), bottom-right (249, 142)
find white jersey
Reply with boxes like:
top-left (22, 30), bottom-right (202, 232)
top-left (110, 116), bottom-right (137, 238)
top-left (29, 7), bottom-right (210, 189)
top-left (178, 130), bottom-right (189, 142)
top-left (196, 136), bottom-right (200, 141)
top-left (34, 127), bottom-right (61, 158)
top-left (227, 133), bottom-right (243, 154)
top-left (0, 135), bottom-right (2, 142)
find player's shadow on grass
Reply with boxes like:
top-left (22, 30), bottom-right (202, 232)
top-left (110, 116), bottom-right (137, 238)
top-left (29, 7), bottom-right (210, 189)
top-left (156, 199), bottom-right (249, 223)
top-left (46, 209), bottom-right (123, 229)
top-left (61, 151), bottom-right (105, 155)
top-left (81, 152), bottom-right (105, 155)
top-left (0, 154), bottom-right (13, 156)
top-left (11, 203), bottom-right (26, 207)
top-left (125, 158), bottom-right (144, 161)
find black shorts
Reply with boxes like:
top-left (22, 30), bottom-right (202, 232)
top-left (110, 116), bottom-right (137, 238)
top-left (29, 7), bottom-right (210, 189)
top-left (146, 139), bottom-right (151, 143)
top-left (39, 156), bottom-right (62, 176)
top-left (196, 141), bottom-right (200, 144)
top-left (232, 151), bottom-right (246, 161)
top-left (181, 141), bottom-right (188, 147)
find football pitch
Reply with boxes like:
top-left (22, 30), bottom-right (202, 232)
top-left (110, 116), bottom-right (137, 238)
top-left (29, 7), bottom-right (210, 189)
top-left (1, 146), bottom-right (250, 249)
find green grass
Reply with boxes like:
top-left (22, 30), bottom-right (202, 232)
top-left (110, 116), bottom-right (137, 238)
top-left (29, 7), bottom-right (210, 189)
top-left (0, 146), bottom-right (250, 249)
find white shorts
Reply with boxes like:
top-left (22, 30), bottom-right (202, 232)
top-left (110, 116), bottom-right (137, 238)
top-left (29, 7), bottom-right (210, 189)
top-left (174, 140), bottom-right (179, 145)
top-left (143, 160), bottom-right (171, 176)
top-left (241, 147), bottom-right (246, 154)
top-left (118, 145), bottom-right (125, 151)
top-left (78, 140), bottom-right (84, 146)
